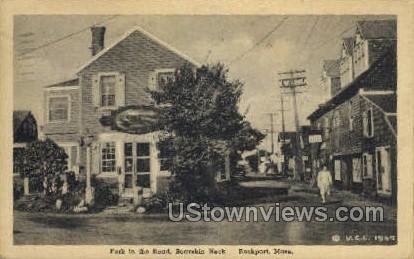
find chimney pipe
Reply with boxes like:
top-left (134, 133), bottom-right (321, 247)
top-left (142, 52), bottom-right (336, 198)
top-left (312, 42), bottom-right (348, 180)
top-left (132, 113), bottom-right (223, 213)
top-left (90, 26), bottom-right (106, 56)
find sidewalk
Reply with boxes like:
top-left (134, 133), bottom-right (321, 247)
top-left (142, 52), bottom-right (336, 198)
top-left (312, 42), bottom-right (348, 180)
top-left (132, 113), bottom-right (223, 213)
top-left (286, 179), bottom-right (397, 222)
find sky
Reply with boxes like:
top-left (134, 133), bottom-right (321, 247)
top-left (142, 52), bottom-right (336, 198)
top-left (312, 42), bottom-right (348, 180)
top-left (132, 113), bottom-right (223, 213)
top-left (13, 15), bottom-right (393, 151)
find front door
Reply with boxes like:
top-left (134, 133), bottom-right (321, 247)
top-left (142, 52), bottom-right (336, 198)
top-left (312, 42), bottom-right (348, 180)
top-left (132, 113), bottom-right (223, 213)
top-left (376, 147), bottom-right (392, 195)
top-left (124, 142), bottom-right (151, 192)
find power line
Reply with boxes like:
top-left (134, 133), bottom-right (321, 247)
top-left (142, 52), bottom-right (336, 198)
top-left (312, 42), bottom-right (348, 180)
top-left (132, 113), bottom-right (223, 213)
top-left (298, 24), bottom-right (354, 68)
top-left (297, 16), bottom-right (320, 65)
top-left (18, 15), bottom-right (119, 56)
top-left (229, 16), bottom-right (288, 65)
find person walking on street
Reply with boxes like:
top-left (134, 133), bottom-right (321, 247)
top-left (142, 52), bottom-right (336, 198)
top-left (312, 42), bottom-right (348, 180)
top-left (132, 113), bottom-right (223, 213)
top-left (317, 165), bottom-right (333, 204)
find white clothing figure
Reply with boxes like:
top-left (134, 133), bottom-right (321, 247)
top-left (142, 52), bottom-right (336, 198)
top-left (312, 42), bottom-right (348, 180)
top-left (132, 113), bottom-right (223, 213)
top-left (317, 166), bottom-right (333, 203)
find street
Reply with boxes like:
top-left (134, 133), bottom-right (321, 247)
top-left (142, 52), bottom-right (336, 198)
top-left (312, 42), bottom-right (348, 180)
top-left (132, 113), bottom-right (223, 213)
top-left (14, 177), bottom-right (397, 245)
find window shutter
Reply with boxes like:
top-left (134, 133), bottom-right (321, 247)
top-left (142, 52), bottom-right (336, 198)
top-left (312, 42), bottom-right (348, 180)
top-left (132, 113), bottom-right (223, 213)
top-left (362, 111), bottom-right (368, 136)
top-left (148, 71), bottom-right (157, 91)
top-left (366, 154), bottom-right (373, 177)
top-left (116, 73), bottom-right (125, 107)
top-left (92, 74), bottom-right (100, 107)
top-left (92, 143), bottom-right (101, 175)
top-left (368, 109), bottom-right (374, 137)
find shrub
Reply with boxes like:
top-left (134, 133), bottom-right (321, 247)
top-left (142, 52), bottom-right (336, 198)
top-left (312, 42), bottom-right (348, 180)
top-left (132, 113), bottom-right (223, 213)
top-left (61, 192), bottom-right (83, 212)
top-left (21, 139), bottom-right (68, 197)
top-left (143, 196), bottom-right (167, 213)
top-left (93, 183), bottom-right (119, 209)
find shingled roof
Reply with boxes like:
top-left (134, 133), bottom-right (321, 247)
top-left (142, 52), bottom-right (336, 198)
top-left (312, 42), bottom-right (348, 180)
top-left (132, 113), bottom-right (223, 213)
top-left (356, 19), bottom-right (396, 39)
top-left (308, 48), bottom-right (396, 120)
top-left (45, 78), bottom-right (79, 88)
top-left (362, 93), bottom-right (396, 114)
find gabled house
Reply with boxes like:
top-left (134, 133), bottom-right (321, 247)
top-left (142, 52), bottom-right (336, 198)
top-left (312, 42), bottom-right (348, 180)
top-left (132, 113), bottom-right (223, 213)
top-left (307, 19), bottom-right (397, 201)
top-left (43, 25), bottom-right (202, 199)
top-left (13, 110), bottom-right (38, 145)
top-left (13, 111), bottom-right (38, 174)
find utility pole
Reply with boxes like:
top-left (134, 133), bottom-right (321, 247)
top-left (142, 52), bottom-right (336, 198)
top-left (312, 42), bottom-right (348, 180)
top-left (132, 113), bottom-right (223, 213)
top-left (263, 113), bottom-right (277, 154)
top-left (279, 70), bottom-right (306, 181)
top-left (279, 94), bottom-right (286, 138)
top-left (277, 94), bottom-right (288, 176)
top-left (270, 113), bottom-right (275, 154)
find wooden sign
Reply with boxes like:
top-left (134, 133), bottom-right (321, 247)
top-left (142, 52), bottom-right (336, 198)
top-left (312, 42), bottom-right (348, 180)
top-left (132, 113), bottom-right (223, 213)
top-left (100, 105), bottom-right (159, 134)
top-left (308, 134), bottom-right (322, 143)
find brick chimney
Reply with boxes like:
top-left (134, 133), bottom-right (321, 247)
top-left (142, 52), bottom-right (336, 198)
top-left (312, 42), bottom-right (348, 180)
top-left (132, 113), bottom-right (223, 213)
top-left (90, 26), bottom-right (106, 56)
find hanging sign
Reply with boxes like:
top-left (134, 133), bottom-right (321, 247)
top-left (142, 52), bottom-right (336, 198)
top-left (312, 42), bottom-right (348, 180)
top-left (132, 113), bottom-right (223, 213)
top-left (100, 105), bottom-right (159, 134)
top-left (308, 134), bottom-right (322, 143)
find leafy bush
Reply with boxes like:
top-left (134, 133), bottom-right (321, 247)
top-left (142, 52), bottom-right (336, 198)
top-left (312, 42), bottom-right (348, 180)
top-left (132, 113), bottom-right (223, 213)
top-left (21, 139), bottom-right (68, 197)
top-left (14, 195), bottom-right (51, 212)
top-left (143, 196), bottom-right (167, 213)
top-left (93, 184), bottom-right (119, 209)
top-left (60, 192), bottom-right (83, 212)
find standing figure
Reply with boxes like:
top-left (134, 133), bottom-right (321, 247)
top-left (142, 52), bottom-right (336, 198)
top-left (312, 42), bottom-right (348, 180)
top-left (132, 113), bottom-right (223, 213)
top-left (317, 165), bottom-right (333, 203)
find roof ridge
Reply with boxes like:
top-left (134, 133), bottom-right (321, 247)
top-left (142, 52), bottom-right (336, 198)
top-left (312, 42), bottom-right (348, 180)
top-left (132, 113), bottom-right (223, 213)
top-left (76, 25), bottom-right (201, 74)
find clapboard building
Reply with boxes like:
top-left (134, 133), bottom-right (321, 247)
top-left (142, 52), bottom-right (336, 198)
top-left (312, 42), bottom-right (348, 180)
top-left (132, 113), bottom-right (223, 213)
top-left (307, 19), bottom-right (397, 200)
top-left (42, 26), bottom-right (222, 199)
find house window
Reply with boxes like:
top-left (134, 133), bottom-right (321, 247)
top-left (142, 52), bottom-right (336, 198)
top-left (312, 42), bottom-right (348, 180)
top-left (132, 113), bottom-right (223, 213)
top-left (363, 108), bottom-right (374, 137)
top-left (352, 157), bottom-right (362, 183)
top-left (362, 153), bottom-right (373, 178)
top-left (101, 142), bottom-right (116, 172)
top-left (157, 71), bottom-right (174, 89)
top-left (48, 96), bottom-right (69, 122)
top-left (334, 160), bottom-right (341, 181)
top-left (158, 141), bottom-right (173, 171)
top-left (124, 143), bottom-right (133, 173)
top-left (150, 69), bottom-right (175, 91)
top-left (136, 143), bottom-right (150, 188)
top-left (100, 75), bottom-right (116, 107)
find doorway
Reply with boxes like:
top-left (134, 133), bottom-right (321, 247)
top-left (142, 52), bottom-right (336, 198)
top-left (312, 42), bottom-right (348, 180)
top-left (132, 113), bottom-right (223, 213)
top-left (375, 146), bottom-right (392, 195)
top-left (124, 142), bottom-right (151, 192)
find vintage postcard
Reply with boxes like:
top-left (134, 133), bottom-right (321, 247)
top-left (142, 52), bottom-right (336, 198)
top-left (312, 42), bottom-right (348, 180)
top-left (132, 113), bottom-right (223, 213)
top-left (0, 0), bottom-right (413, 258)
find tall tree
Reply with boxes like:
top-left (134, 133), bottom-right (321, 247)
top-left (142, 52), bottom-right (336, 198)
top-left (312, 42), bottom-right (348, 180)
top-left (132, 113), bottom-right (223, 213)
top-left (151, 63), bottom-right (264, 203)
